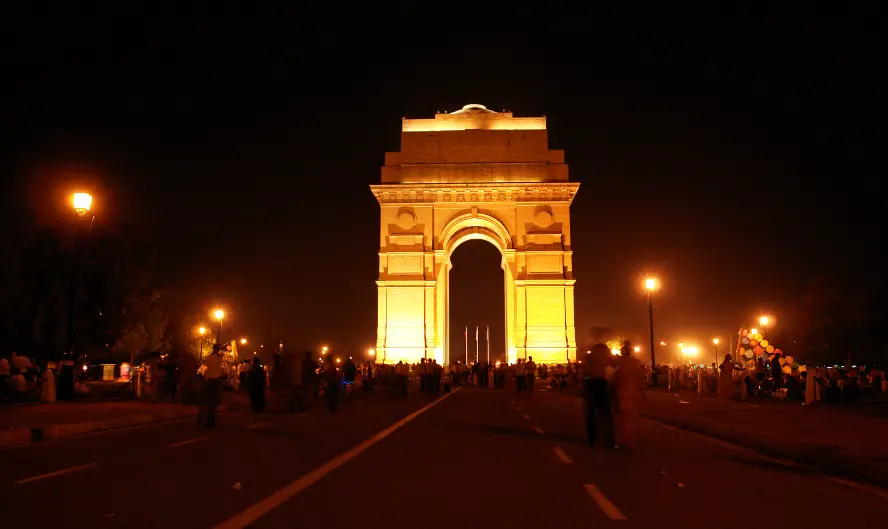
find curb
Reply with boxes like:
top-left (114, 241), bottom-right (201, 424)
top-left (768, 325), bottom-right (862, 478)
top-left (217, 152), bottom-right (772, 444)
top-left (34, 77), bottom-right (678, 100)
top-left (0, 403), bottom-right (243, 449)
top-left (642, 412), bottom-right (888, 491)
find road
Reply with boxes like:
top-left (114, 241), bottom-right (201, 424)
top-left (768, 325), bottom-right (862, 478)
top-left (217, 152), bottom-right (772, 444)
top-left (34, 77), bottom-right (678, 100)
top-left (2, 386), bottom-right (887, 528)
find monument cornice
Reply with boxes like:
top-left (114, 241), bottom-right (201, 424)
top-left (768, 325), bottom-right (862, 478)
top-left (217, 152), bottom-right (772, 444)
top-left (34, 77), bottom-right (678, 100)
top-left (370, 182), bottom-right (580, 205)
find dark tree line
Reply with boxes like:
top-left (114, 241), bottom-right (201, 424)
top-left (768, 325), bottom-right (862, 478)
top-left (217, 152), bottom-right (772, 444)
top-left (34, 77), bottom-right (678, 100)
top-left (0, 225), bottom-right (171, 364)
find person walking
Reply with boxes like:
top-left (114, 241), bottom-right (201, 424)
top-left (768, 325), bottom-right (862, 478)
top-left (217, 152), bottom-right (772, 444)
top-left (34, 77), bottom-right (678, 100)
top-left (201, 345), bottom-right (224, 428)
top-left (582, 344), bottom-right (614, 448)
top-left (525, 356), bottom-right (536, 393)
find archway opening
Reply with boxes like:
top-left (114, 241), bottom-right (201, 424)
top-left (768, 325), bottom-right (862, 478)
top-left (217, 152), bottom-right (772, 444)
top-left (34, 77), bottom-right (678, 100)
top-left (448, 239), bottom-right (505, 366)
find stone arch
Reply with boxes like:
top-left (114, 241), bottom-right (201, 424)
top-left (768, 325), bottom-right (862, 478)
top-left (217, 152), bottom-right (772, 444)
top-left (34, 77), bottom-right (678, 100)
top-left (438, 211), bottom-right (512, 253)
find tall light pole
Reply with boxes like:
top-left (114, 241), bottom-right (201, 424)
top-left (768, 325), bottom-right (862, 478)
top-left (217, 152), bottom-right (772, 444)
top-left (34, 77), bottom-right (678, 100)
top-left (68, 193), bottom-right (95, 361)
top-left (645, 278), bottom-right (658, 385)
top-left (679, 342), bottom-right (684, 366)
top-left (198, 326), bottom-right (206, 361)
top-left (214, 309), bottom-right (224, 344)
top-left (713, 338), bottom-right (720, 364)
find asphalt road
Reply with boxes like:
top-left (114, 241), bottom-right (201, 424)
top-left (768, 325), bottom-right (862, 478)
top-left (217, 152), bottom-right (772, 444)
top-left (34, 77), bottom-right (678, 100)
top-left (2, 386), bottom-right (887, 528)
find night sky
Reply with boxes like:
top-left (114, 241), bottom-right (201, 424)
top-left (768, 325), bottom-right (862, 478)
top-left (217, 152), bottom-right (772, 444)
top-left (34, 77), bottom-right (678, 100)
top-left (3, 5), bottom-right (881, 361)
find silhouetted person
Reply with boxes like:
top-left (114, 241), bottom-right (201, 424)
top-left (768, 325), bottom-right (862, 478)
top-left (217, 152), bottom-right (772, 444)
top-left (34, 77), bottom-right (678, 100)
top-left (583, 343), bottom-right (614, 448)
top-left (248, 356), bottom-right (267, 413)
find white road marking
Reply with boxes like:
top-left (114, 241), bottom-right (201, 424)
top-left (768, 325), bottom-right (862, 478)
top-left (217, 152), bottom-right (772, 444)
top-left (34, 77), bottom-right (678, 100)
top-left (15, 463), bottom-right (98, 484)
top-left (523, 414), bottom-right (531, 420)
top-left (247, 421), bottom-right (274, 429)
top-left (533, 426), bottom-right (544, 434)
top-left (214, 388), bottom-right (459, 529)
top-left (584, 484), bottom-right (627, 520)
top-left (167, 436), bottom-right (209, 448)
top-left (553, 446), bottom-right (572, 464)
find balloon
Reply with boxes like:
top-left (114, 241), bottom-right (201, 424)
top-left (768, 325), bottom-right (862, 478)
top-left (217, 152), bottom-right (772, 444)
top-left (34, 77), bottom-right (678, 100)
top-left (745, 350), bottom-right (753, 359)
top-left (741, 329), bottom-right (748, 336)
top-left (753, 346), bottom-right (763, 355)
top-left (749, 339), bottom-right (759, 347)
top-left (766, 345), bottom-right (774, 353)
top-left (778, 357), bottom-right (785, 366)
top-left (774, 349), bottom-right (782, 355)
top-left (761, 352), bottom-right (770, 361)
top-left (785, 355), bottom-right (794, 365)
top-left (782, 365), bottom-right (792, 374)
top-left (741, 337), bottom-right (750, 345)
top-left (754, 333), bottom-right (763, 341)
top-left (791, 362), bottom-right (800, 370)
top-left (799, 365), bottom-right (807, 372)
top-left (760, 340), bottom-right (769, 348)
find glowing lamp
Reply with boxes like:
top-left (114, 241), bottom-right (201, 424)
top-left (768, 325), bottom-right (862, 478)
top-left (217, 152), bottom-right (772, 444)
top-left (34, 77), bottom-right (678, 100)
top-left (750, 328), bottom-right (758, 335)
top-left (644, 278), bottom-right (657, 291)
top-left (634, 346), bottom-right (641, 353)
top-left (611, 348), bottom-right (620, 356)
top-left (72, 193), bottom-right (93, 217)
top-left (240, 338), bottom-right (247, 345)
top-left (759, 316), bottom-right (769, 326)
top-left (368, 348), bottom-right (375, 356)
top-left (214, 309), bottom-right (224, 321)
top-left (713, 338), bottom-right (719, 345)
top-left (199, 327), bottom-right (206, 335)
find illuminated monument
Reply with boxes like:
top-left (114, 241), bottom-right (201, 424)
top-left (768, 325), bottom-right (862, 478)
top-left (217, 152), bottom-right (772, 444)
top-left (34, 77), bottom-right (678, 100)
top-left (371, 104), bottom-right (579, 366)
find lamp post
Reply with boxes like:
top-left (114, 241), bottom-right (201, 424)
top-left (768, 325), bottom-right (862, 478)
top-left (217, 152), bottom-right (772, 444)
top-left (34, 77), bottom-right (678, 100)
top-left (644, 278), bottom-right (658, 385)
top-left (679, 342), bottom-right (684, 366)
top-left (198, 327), bottom-right (206, 362)
top-left (214, 309), bottom-right (224, 344)
top-left (713, 338), bottom-right (720, 364)
top-left (67, 193), bottom-right (95, 360)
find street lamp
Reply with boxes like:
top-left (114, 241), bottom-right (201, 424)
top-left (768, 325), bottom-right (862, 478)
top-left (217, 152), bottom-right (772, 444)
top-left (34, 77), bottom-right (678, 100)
top-left (240, 338), bottom-right (247, 345)
top-left (644, 277), bottom-right (658, 385)
top-left (322, 346), bottom-right (328, 355)
top-left (759, 316), bottom-right (769, 327)
top-left (713, 338), bottom-right (720, 364)
top-left (72, 193), bottom-right (93, 217)
top-left (368, 348), bottom-right (375, 357)
top-left (67, 192), bottom-right (96, 377)
top-left (214, 309), bottom-right (224, 343)
top-left (198, 326), bottom-right (206, 361)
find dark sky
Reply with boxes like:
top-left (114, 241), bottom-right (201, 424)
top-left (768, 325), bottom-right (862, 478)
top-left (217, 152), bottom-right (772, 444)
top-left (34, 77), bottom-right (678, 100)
top-left (3, 5), bottom-right (881, 360)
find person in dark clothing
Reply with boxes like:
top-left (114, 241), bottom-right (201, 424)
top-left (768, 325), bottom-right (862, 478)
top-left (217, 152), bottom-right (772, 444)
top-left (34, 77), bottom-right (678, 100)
top-left (247, 357), bottom-right (267, 413)
top-left (582, 343), bottom-right (614, 448)
top-left (322, 356), bottom-right (340, 411)
top-left (296, 351), bottom-right (319, 412)
top-left (163, 359), bottom-right (178, 403)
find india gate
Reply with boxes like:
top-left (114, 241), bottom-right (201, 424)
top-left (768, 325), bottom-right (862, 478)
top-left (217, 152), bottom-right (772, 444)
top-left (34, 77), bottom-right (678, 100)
top-left (371, 104), bottom-right (579, 366)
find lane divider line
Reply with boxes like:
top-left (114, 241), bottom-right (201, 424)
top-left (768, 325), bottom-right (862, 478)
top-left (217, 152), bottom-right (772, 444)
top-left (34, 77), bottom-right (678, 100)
top-left (247, 422), bottom-right (274, 429)
top-left (167, 436), bottom-right (209, 448)
top-left (553, 446), bottom-right (573, 464)
top-left (533, 426), bottom-right (545, 434)
top-left (584, 484), bottom-right (627, 520)
top-left (15, 462), bottom-right (98, 484)
top-left (214, 388), bottom-right (460, 529)
top-left (824, 476), bottom-right (888, 500)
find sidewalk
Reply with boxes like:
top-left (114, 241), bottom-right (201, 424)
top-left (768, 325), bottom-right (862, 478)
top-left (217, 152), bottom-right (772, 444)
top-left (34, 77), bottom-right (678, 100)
top-left (642, 389), bottom-right (888, 488)
top-left (0, 394), bottom-right (249, 448)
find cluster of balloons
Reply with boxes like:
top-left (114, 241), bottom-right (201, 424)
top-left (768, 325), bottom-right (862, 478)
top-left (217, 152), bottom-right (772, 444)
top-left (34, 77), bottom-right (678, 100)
top-left (736, 327), bottom-right (802, 374)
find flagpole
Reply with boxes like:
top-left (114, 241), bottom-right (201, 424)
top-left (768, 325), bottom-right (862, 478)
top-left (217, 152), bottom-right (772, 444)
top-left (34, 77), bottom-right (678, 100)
top-left (487, 326), bottom-right (490, 363)
top-left (465, 326), bottom-right (468, 364)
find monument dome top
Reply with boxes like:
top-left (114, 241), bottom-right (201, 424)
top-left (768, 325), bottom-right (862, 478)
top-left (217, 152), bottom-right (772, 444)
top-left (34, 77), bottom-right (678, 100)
top-left (450, 104), bottom-right (497, 115)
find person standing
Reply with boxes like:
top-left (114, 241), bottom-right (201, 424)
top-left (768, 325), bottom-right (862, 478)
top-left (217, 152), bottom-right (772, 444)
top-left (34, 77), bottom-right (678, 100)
top-left (41, 362), bottom-right (57, 403)
top-left (525, 356), bottom-right (536, 393)
top-left (202, 345), bottom-right (224, 428)
top-left (248, 357), bottom-right (267, 413)
top-left (612, 341), bottom-right (644, 448)
top-left (582, 344), bottom-right (613, 448)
